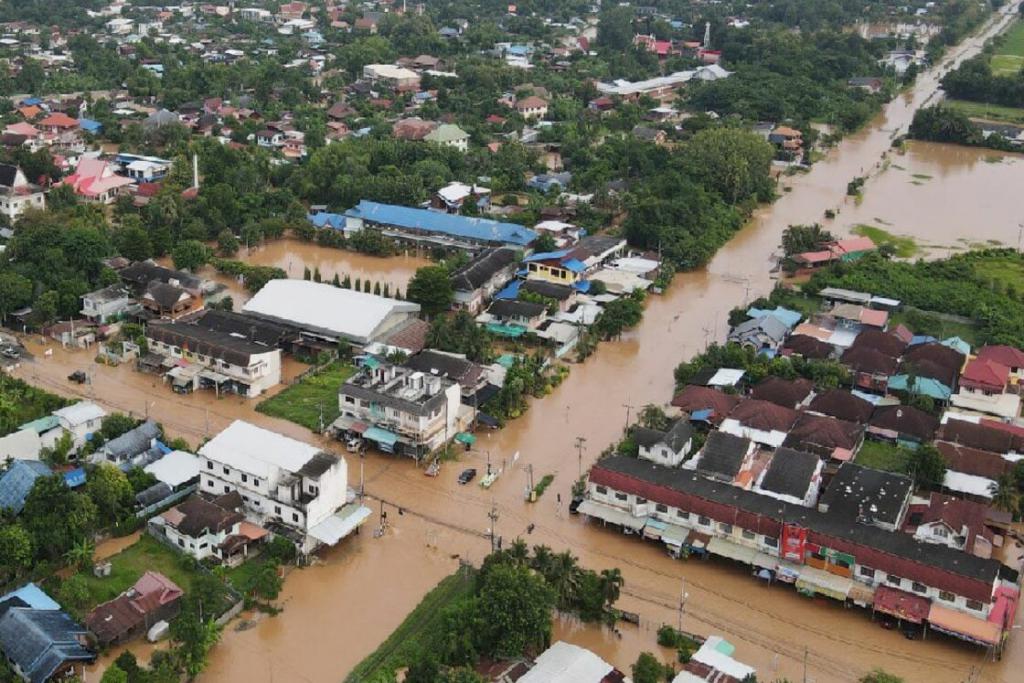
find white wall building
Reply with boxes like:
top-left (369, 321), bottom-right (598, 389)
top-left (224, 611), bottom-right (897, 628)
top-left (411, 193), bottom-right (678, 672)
top-left (53, 402), bottom-right (107, 451)
top-left (0, 164), bottom-right (46, 221)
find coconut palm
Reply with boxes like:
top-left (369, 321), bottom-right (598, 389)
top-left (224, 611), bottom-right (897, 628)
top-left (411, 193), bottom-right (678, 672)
top-left (599, 567), bottom-right (624, 606)
top-left (990, 474), bottom-right (1019, 516)
top-left (507, 538), bottom-right (530, 567)
top-left (530, 544), bottom-right (555, 578)
top-left (548, 550), bottom-right (582, 609)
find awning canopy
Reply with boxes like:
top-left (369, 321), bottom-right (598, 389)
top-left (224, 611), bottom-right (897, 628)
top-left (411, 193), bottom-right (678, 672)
top-left (685, 529), bottom-right (711, 550)
top-left (308, 504), bottom-right (372, 546)
top-left (364, 426), bottom-right (399, 446)
top-left (660, 523), bottom-right (689, 547)
top-left (578, 500), bottom-right (645, 530)
top-left (848, 581), bottom-right (877, 607)
top-left (928, 603), bottom-right (1002, 646)
top-left (455, 432), bottom-right (476, 445)
top-left (795, 566), bottom-right (853, 601)
top-left (707, 537), bottom-right (758, 565)
top-left (644, 518), bottom-right (667, 540)
top-left (873, 586), bottom-right (931, 624)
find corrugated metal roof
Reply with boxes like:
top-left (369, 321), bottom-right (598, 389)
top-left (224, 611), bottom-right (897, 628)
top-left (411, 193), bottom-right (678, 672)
top-left (0, 460), bottom-right (52, 513)
top-left (346, 200), bottom-right (536, 246)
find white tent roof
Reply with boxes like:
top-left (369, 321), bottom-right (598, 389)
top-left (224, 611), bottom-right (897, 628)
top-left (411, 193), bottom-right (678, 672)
top-left (0, 430), bottom-right (42, 462)
top-left (53, 401), bottom-right (107, 427)
top-left (242, 279), bottom-right (420, 344)
top-left (308, 504), bottom-right (372, 545)
top-left (198, 420), bottom-right (321, 479)
top-left (519, 641), bottom-right (616, 683)
top-left (145, 450), bottom-right (202, 488)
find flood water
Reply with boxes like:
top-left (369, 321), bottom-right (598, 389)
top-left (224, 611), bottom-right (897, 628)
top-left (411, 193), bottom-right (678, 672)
top-left (15, 5), bottom-right (1024, 682)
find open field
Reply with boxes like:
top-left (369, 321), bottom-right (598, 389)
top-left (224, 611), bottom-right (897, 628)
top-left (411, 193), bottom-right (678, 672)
top-left (945, 98), bottom-right (1024, 124)
top-left (851, 224), bottom-right (918, 257)
top-left (971, 252), bottom-right (1024, 291)
top-left (854, 439), bottom-right (911, 474)
top-left (256, 361), bottom-right (355, 432)
top-left (992, 20), bottom-right (1024, 74)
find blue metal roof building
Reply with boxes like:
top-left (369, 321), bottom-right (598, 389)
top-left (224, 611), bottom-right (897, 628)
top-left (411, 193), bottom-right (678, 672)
top-left (344, 200), bottom-right (536, 247)
top-left (0, 460), bottom-right (52, 514)
top-left (0, 607), bottom-right (93, 683)
top-left (77, 118), bottom-right (103, 134)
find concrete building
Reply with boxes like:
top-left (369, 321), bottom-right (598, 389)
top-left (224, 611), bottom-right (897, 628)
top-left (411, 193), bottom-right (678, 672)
top-left (198, 421), bottom-right (366, 553)
top-left (0, 164), bottom-right (46, 221)
top-left (52, 401), bottom-right (107, 451)
top-left (362, 64), bottom-right (421, 89)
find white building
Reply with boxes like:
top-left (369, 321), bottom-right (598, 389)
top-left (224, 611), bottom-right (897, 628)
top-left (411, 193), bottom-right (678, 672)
top-left (424, 123), bottom-right (470, 152)
top-left (335, 359), bottom-right (465, 458)
top-left (53, 402), bottom-right (107, 451)
top-left (80, 284), bottom-right (135, 323)
top-left (0, 164), bottom-right (46, 221)
top-left (149, 494), bottom-right (261, 566)
top-left (146, 322), bottom-right (282, 398)
top-left (519, 641), bottom-right (623, 683)
top-left (635, 420), bottom-right (694, 467)
top-left (239, 7), bottom-right (273, 22)
top-left (362, 64), bottom-right (421, 89)
top-left (198, 421), bottom-right (366, 553)
top-left (242, 279), bottom-right (421, 346)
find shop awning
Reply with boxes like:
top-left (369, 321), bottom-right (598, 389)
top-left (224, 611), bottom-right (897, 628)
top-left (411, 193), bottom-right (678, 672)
top-left (848, 581), bottom-right (877, 607)
top-left (873, 586), bottom-right (931, 624)
top-left (795, 566), bottom-right (853, 602)
top-left (455, 432), bottom-right (476, 445)
top-left (364, 426), bottom-right (399, 447)
top-left (752, 552), bottom-right (780, 570)
top-left (308, 504), bottom-right (372, 546)
top-left (578, 500), bottom-right (645, 530)
top-left (928, 603), bottom-right (1002, 646)
top-left (660, 524), bottom-right (689, 547)
top-left (199, 369), bottom-right (230, 384)
top-left (644, 518), bottom-right (667, 540)
top-left (685, 529), bottom-right (711, 550)
top-left (707, 537), bottom-right (758, 565)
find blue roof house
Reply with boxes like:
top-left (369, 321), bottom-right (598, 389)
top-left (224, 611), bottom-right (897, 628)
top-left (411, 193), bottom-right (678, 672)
top-left (344, 200), bottom-right (536, 248)
top-left (0, 605), bottom-right (94, 683)
top-left (77, 118), bottom-right (103, 135)
top-left (0, 460), bottom-right (52, 514)
top-left (527, 172), bottom-right (572, 193)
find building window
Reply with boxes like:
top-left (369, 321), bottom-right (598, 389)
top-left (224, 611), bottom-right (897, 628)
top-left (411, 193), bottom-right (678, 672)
top-left (966, 599), bottom-right (984, 612)
top-left (223, 466), bottom-right (229, 475)
top-left (742, 529), bottom-right (755, 540)
top-left (292, 513), bottom-right (299, 523)
top-left (207, 461), bottom-right (213, 470)
top-left (676, 510), bottom-right (689, 520)
top-left (224, 485), bottom-right (230, 493)
top-left (886, 575), bottom-right (902, 586)
top-left (614, 492), bottom-right (627, 502)
top-left (718, 522), bottom-right (733, 534)
top-left (933, 526), bottom-right (948, 538)
top-left (275, 506), bottom-right (281, 515)
top-left (698, 515), bottom-right (710, 527)
top-left (763, 537), bottom-right (778, 548)
top-left (635, 497), bottom-right (647, 504)
top-left (199, 543), bottom-right (208, 550)
top-left (206, 479), bottom-right (214, 488)
top-left (912, 582), bottom-right (927, 594)
top-left (655, 503), bottom-right (668, 514)
top-left (241, 474), bottom-right (248, 483)
top-left (253, 480), bottom-right (259, 487)
top-left (939, 591), bottom-right (955, 602)
top-left (177, 539), bottom-right (184, 547)
top-left (595, 485), bottom-right (608, 495)
top-left (859, 566), bottom-right (875, 579)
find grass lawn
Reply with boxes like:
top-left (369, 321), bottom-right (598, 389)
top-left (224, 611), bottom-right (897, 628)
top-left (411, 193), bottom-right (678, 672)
top-left (345, 568), bottom-right (476, 683)
top-left (69, 535), bottom-right (204, 613)
top-left (971, 253), bottom-right (1024, 292)
top-left (855, 440), bottom-right (910, 474)
top-left (888, 309), bottom-right (979, 345)
top-left (256, 361), bottom-right (355, 432)
top-left (945, 99), bottom-right (1024, 125)
top-left (993, 20), bottom-right (1024, 75)
top-left (851, 224), bottom-right (917, 258)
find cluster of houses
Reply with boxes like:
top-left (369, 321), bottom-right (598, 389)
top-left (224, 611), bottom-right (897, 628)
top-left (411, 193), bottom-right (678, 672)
top-left (579, 285), bottom-right (1024, 653)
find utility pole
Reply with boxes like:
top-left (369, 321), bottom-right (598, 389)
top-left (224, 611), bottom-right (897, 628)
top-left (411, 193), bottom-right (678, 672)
top-left (677, 577), bottom-right (688, 632)
top-left (621, 402), bottom-right (634, 433)
top-left (318, 399), bottom-right (324, 434)
top-left (574, 436), bottom-right (587, 478)
top-left (802, 646), bottom-right (808, 683)
top-left (487, 504), bottom-right (499, 554)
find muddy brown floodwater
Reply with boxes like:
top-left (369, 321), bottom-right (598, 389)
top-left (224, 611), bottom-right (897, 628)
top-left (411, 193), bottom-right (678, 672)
top-left (158, 238), bottom-right (432, 306)
top-left (29, 5), bottom-right (1024, 682)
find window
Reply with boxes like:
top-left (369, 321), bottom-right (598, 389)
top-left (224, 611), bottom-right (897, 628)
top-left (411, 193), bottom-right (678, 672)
top-left (933, 526), bottom-right (948, 538)
top-left (912, 582), bottom-right (927, 594)
top-left (676, 510), bottom-right (689, 520)
top-left (177, 539), bottom-right (184, 548)
top-left (966, 599), bottom-right (984, 612)
top-left (223, 466), bottom-right (229, 475)
top-left (345, 396), bottom-right (355, 404)
top-left (206, 479), bottom-right (214, 488)
top-left (763, 537), bottom-right (778, 548)
top-left (207, 461), bottom-right (213, 470)
top-left (199, 543), bottom-right (209, 550)
top-left (275, 506), bottom-right (281, 515)
top-left (655, 503), bottom-right (668, 514)
top-left (292, 513), bottom-right (299, 522)
top-left (595, 485), bottom-right (608, 495)
top-left (224, 485), bottom-right (230, 493)
top-left (886, 575), bottom-right (902, 586)
top-left (615, 492), bottom-right (628, 502)
top-left (859, 566), bottom-right (875, 579)
top-left (253, 480), bottom-right (259, 488)
top-left (742, 529), bottom-right (755, 540)
top-left (698, 515), bottom-right (710, 526)
top-left (241, 474), bottom-right (248, 483)
top-left (718, 522), bottom-right (733, 534)
top-left (635, 497), bottom-right (647, 504)
top-left (939, 591), bottom-right (955, 602)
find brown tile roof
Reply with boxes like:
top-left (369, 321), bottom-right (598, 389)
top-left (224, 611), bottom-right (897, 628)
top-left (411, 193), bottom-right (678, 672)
top-left (977, 345), bottom-right (1024, 370)
top-left (670, 385), bottom-right (740, 424)
top-left (904, 492), bottom-right (993, 554)
top-left (807, 389), bottom-right (874, 424)
top-left (936, 441), bottom-right (1015, 480)
top-left (784, 414), bottom-right (864, 456)
top-left (749, 377), bottom-right (814, 409)
top-left (940, 418), bottom-right (1024, 454)
top-left (727, 399), bottom-right (799, 433)
top-left (851, 328), bottom-right (907, 357)
top-left (168, 495), bottom-right (243, 537)
top-left (385, 318), bottom-right (430, 354)
top-left (783, 334), bottom-right (832, 359)
top-left (841, 345), bottom-right (899, 375)
top-left (869, 405), bottom-right (938, 442)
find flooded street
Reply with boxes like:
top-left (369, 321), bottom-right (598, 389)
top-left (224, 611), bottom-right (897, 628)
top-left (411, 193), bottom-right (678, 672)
top-left (12, 4), bottom-right (1024, 682)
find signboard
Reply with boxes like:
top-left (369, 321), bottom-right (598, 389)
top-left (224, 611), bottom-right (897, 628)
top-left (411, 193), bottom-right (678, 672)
top-left (781, 524), bottom-right (807, 564)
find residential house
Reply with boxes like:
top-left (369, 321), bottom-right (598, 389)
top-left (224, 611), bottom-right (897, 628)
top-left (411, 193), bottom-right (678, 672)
top-left (80, 284), bottom-right (135, 323)
top-left (976, 345), bottom-right (1024, 381)
top-left (146, 321), bottom-right (283, 397)
top-left (819, 463), bottom-right (913, 532)
top-left (522, 249), bottom-right (586, 286)
top-left (85, 572), bottom-right (183, 646)
top-left (719, 399), bottom-right (799, 449)
top-left (256, 129), bottom-right (284, 148)
top-left (0, 599), bottom-right (93, 683)
top-left (635, 420), bottom-right (694, 467)
top-left (515, 95), bottom-right (548, 119)
top-left (486, 299), bottom-right (546, 330)
top-left (517, 280), bottom-right (577, 312)
top-left (449, 248), bottom-right (518, 313)
top-left (198, 420), bottom-right (363, 554)
top-left (120, 262), bottom-right (202, 297)
top-left (149, 493), bottom-right (266, 565)
top-left (0, 460), bottom-right (52, 514)
top-left (753, 446), bottom-right (824, 507)
top-left (632, 125), bottom-right (667, 144)
top-left (689, 431), bottom-right (756, 484)
top-left (53, 401), bottom-right (107, 451)
top-left (784, 414), bottom-right (864, 463)
top-left (143, 450), bottom-right (202, 495)
top-left (424, 123), bottom-right (470, 152)
top-left (335, 358), bottom-right (464, 458)
top-left (848, 77), bottom-right (885, 93)
top-left (904, 493), bottom-right (995, 559)
top-left (403, 350), bottom-right (489, 401)
top-left (728, 315), bottom-right (789, 352)
top-left (867, 405), bottom-right (939, 448)
top-left (141, 281), bottom-right (202, 320)
top-left (362, 64), bottom-right (421, 89)
top-left (807, 389), bottom-right (875, 424)
top-left (749, 377), bottom-right (814, 409)
top-left (526, 172), bottom-right (572, 193)
top-left (670, 385), bottom-right (741, 425)
top-left (95, 420), bottom-right (162, 469)
top-left (433, 181), bottom-right (491, 213)
top-left (0, 164), bottom-right (46, 220)
top-left (62, 158), bottom-right (132, 203)
top-left (518, 641), bottom-right (625, 683)
top-left (0, 430), bottom-right (43, 464)
top-left (841, 345), bottom-right (899, 393)
top-left (960, 357), bottom-right (1011, 395)
top-left (392, 117), bottom-right (437, 141)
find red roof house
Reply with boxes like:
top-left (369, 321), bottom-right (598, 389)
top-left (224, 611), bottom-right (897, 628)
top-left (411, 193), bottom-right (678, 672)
top-left (85, 571), bottom-right (183, 645)
top-left (977, 345), bottom-right (1024, 373)
top-left (960, 358), bottom-right (1010, 395)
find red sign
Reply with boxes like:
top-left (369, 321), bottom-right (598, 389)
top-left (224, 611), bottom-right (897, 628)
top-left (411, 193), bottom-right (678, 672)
top-left (781, 524), bottom-right (807, 564)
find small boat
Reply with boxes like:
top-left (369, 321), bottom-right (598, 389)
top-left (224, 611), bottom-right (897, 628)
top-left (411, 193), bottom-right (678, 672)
top-left (425, 460), bottom-right (440, 477)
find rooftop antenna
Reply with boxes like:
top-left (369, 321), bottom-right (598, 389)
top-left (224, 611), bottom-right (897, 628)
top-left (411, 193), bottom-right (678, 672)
top-left (703, 21), bottom-right (711, 49)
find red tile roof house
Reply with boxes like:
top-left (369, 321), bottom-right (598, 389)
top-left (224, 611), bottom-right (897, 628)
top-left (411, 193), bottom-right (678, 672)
top-left (719, 399), bottom-right (799, 448)
top-left (670, 385), bottom-right (741, 425)
top-left (61, 158), bottom-right (133, 204)
top-left (85, 572), bottom-right (183, 646)
top-left (976, 345), bottom-right (1024, 377)
top-left (960, 357), bottom-right (1010, 395)
top-left (903, 493), bottom-right (996, 559)
top-left (867, 404), bottom-right (938, 446)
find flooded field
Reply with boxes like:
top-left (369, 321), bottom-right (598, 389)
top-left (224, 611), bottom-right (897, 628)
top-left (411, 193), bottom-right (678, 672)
top-left (832, 142), bottom-right (1024, 258)
top-left (13, 5), bottom-right (1024, 683)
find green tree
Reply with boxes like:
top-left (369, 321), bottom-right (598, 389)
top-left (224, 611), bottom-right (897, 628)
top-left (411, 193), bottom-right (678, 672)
top-left (22, 475), bottom-right (97, 560)
top-left (534, 233), bottom-right (558, 252)
top-left (170, 600), bottom-right (223, 678)
top-left (86, 463), bottom-right (134, 523)
top-left (632, 652), bottom-right (670, 683)
top-left (0, 524), bottom-right (34, 579)
top-left (250, 562), bottom-right (283, 600)
top-left (406, 266), bottom-right (454, 317)
top-left (100, 663), bottom-right (128, 683)
top-left (860, 670), bottom-right (904, 683)
top-left (475, 563), bottom-right (554, 658)
top-left (684, 128), bottom-right (775, 205)
top-left (171, 239), bottom-right (210, 271)
top-left (782, 224), bottom-right (835, 256)
top-left (0, 271), bottom-right (32, 321)
top-left (100, 413), bottom-right (139, 440)
top-left (906, 444), bottom-right (946, 491)
top-left (599, 567), bottom-right (624, 607)
top-left (217, 229), bottom-right (240, 257)
top-left (63, 537), bottom-right (95, 571)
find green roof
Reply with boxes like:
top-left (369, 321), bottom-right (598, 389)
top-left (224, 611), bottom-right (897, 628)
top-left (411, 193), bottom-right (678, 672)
top-left (425, 123), bottom-right (469, 143)
top-left (18, 415), bottom-right (60, 434)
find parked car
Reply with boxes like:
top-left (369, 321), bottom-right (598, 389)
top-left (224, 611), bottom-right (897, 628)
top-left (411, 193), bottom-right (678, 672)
top-left (68, 370), bottom-right (87, 384)
top-left (0, 344), bottom-right (18, 359)
top-left (458, 468), bottom-right (477, 485)
top-left (345, 437), bottom-right (364, 453)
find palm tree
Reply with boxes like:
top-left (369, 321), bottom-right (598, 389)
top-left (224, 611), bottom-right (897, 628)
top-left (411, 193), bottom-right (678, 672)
top-left (530, 544), bottom-right (555, 578)
top-left (63, 538), bottom-right (95, 571)
top-left (599, 568), bottom-right (624, 607)
top-left (549, 550), bottom-right (582, 610)
top-left (990, 474), bottom-right (1019, 516)
top-left (507, 538), bottom-right (530, 567)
